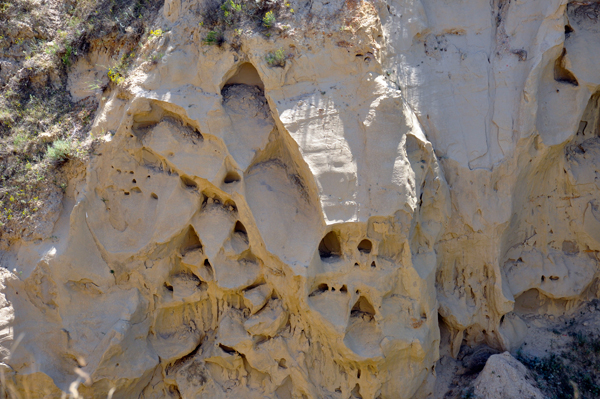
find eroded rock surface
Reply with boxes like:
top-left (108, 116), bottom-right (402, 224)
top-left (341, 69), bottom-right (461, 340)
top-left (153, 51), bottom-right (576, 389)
top-left (473, 352), bottom-right (544, 399)
top-left (1, 0), bottom-right (600, 398)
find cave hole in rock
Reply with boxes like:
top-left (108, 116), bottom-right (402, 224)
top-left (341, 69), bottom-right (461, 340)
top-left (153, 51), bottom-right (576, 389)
top-left (243, 277), bottom-right (267, 292)
top-left (132, 103), bottom-right (203, 142)
top-left (202, 193), bottom-right (216, 208)
top-left (254, 334), bottom-right (269, 346)
top-left (319, 231), bottom-right (342, 259)
top-left (164, 282), bottom-right (173, 292)
top-left (221, 62), bottom-right (264, 90)
top-left (371, 261), bottom-right (376, 268)
top-left (554, 48), bottom-right (579, 86)
top-left (340, 285), bottom-right (348, 293)
top-left (225, 200), bottom-right (237, 212)
top-left (351, 384), bottom-right (363, 399)
top-left (565, 24), bottom-right (574, 35)
top-left (151, 193), bottom-right (158, 199)
top-left (234, 221), bottom-right (248, 238)
top-left (224, 170), bottom-right (241, 184)
top-left (203, 259), bottom-right (214, 273)
top-left (181, 226), bottom-right (203, 255)
top-left (278, 359), bottom-right (287, 369)
top-left (309, 283), bottom-right (329, 297)
top-left (358, 239), bottom-right (372, 254)
top-left (130, 187), bottom-right (142, 193)
top-left (181, 175), bottom-right (198, 190)
top-left (171, 271), bottom-right (204, 292)
top-left (351, 296), bottom-right (376, 319)
top-left (219, 344), bottom-right (237, 354)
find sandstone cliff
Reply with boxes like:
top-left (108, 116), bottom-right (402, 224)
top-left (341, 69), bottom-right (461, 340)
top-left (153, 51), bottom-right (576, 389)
top-left (1, 0), bottom-right (600, 398)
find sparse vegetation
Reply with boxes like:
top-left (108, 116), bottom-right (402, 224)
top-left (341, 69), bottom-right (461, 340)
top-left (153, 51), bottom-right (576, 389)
top-left (150, 28), bottom-right (164, 37)
top-left (203, 30), bottom-right (223, 46)
top-left (107, 50), bottom-right (136, 84)
top-left (265, 48), bottom-right (286, 67)
top-left (221, 0), bottom-right (242, 23)
top-left (46, 139), bottom-right (72, 164)
top-left (518, 330), bottom-right (600, 399)
top-left (263, 10), bottom-right (276, 28)
top-left (0, 0), bottom-right (164, 243)
top-left (197, 0), bottom-right (293, 46)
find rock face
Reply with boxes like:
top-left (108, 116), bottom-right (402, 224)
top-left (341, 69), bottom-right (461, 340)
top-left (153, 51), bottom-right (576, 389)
top-left (1, 0), bottom-right (600, 398)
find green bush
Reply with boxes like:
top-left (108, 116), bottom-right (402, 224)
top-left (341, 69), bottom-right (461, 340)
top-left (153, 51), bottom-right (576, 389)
top-left (263, 10), bottom-right (276, 28)
top-left (265, 48), bottom-right (285, 67)
top-left (221, 0), bottom-right (241, 18)
top-left (61, 44), bottom-right (74, 67)
top-left (203, 30), bottom-right (223, 45)
top-left (46, 139), bottom-right (71, 163)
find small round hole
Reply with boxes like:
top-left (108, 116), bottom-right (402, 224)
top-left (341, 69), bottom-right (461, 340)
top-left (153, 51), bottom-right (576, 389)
top-left (224, 171), bottom-right (241, 184)
top-left (358, 239), bottom-right (372, 254)
top-left (371, 261), bottom-right (376, 268)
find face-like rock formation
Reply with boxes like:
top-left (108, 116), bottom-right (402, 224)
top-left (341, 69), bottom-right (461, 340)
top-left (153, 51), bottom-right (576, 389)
top-left (1, 0), bottom-right (600, 398)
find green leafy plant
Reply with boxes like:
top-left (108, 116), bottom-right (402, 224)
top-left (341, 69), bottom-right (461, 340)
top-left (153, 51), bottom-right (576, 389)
top-left (107, 51), bottom-right (135, 84)
top-left (265, 48), bottom-right (285, 67)
top-left (263, 10), bottom-right (276, 28)
top-left (150, 28), bottom-right (163, 37)
top-left (108, 66), bottom-right (125, 84)
top-left (46, 139), bottom-right (72, 164)
top-left (202, 30), bottom-right (223, 45)
top-left (221, 0), bottom-right (241, 16)
top-left (61, 44), bottom-right (74, 67)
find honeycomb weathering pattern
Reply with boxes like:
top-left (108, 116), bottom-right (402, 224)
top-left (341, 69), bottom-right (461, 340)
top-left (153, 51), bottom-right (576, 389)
top-left (3, 0), bottom-right (600, 397)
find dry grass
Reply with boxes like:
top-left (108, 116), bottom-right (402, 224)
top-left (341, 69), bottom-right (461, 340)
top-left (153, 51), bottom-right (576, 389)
top-left (0, 0), bottom-right (163, 245)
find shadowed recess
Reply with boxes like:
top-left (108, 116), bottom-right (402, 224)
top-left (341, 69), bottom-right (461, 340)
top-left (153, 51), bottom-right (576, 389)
top-left (319, 231), bottom-right (342, 259)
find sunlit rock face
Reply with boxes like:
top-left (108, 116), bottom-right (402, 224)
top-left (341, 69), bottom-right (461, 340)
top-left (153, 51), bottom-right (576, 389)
top-left (2, 0), bottom-right (600, 398)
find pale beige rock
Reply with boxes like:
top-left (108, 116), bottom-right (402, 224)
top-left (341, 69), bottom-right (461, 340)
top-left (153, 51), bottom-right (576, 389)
top-left (2, 0), bottom-right (600, 398)
top-left (473, 352), bottom-right (544, 399)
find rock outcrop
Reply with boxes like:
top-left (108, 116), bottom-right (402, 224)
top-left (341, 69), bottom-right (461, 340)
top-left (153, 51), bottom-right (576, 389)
top-left (1, 0), bottom-right (600, 398)
top-left (473, 352), bottom-right (544, 399)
